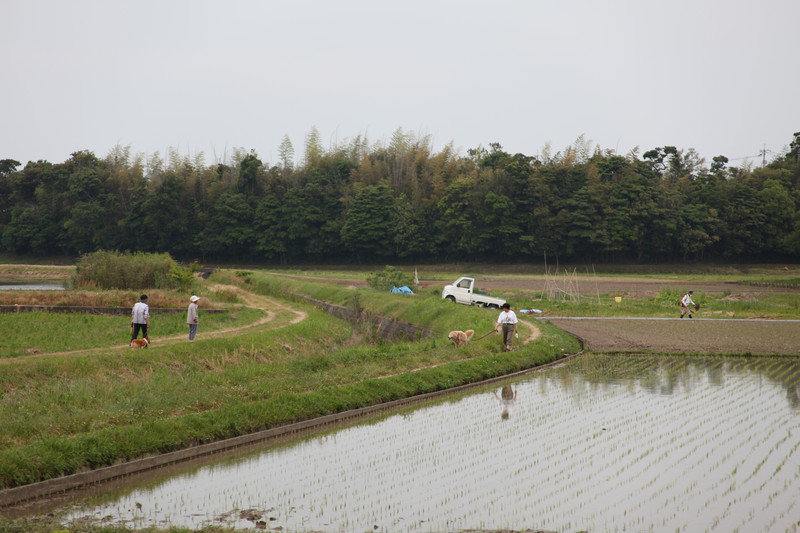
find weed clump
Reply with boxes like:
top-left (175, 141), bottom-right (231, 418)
top-left (366, 265), bottom-right (413, 291)
top-left (74, 251), bottom-right (196, 290)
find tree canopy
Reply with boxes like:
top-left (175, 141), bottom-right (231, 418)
top-left (2, 131), bottom-right (799, 263)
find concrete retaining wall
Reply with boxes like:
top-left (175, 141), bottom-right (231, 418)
top-left (299, 295), bottom-right (434, 341)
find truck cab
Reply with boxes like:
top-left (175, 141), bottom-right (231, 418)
top-left (441, 277), bottom-right (506, 309)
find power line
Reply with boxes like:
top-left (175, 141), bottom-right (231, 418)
top-left (728, 144), bottom-right (772, 166)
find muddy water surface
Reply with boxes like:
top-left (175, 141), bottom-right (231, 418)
top-left (61, 354), bottom-right (800, 532)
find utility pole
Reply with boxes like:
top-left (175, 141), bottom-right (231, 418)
top-left (759, 144), bottom-right (770, 167)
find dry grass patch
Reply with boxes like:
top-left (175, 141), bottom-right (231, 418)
top-left (0, 264), bottom-right (74, 280)
top-left (0, 289), bottom-right (199, 308)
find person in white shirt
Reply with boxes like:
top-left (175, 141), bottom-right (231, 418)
top-left (130, 294), bottom-right (150, 345)
top-left (494, 302), bottom-right (518, 352)
top-left (187, 295), bottom-right (200, 341)
top-left (680, 291), bottom-right (696, 318)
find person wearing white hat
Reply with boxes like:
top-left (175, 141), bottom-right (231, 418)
top-left (187, 295), bottom-right (201, 340)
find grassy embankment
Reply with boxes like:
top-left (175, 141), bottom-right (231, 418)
top-left (0, 269), bottom-right (578, 491)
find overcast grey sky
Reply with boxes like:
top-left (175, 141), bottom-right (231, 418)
top-left (2, 0), bottom-right (798, 168)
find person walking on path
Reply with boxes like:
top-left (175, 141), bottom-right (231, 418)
top-left (494, 302), bottom-right (518, 352)
top-left (680, 290), bottom-right (696, 318)
top-left (187, 295), bottom-right (200, 341)
top-left (130, 294), bottom-right (150, 345)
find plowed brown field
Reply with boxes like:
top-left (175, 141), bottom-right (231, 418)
top-left (544, 317), bottom-right (800, 355)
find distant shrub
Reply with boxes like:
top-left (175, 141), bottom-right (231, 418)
top-left (74, 251), bottom-right (190, 290)
top-left (235, 270), bottom-right (254, 283)
top-left (366, 265), bottom-right (413, 292)
top-left (167, 261), bottom-right (201, 291)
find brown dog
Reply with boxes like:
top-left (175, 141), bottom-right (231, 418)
top-left (130, 338), bottom-right (150, 348)
top-left (448, 329), bottom-right (474, 347)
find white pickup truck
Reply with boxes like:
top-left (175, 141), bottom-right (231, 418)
top-left (441, 277), bottom-right (506, 309)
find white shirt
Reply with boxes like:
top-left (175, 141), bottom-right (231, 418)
top-left (187, 302), bottom-right (199, 324)
top-left (132, 301), bottom-right (150, 324)
top-left (497, 309), bottom-right (517, 325)
top-left (681, 294), bottom-right (695, 307)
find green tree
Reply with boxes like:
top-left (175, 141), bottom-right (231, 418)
top-left (341, 185), bottom-right (395, 259)
top-left (237, 153), bottom-right (262, 196)
top-left (304, 126), bottom-right (323, 167)
top-left (0, 159), bottom-right (20, 176)
top-left (281, 188), bottom-right (322, 258)
top-left (63, 201), bottom-right (105, 254)
top-left (436, 177), bottom-right (481, 256)
top-left (1, 205), bottom-right (61, 254)
top-left (255, 193), bottom-right (288, 262)
top-left (391, 194), bottom-right (428, 259)
top-left (197, 192), bottom-right (256, 257)
top-left (302, 167), bottom-right (345, 256)
top-left (482, 191), bottom-right (522, 257)
top-left (278, 134), bottom-right (295, 172)
top-left (143, 173), bottom-right (190, 254)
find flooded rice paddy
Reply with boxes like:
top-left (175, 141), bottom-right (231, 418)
top-left (62, 354), bottom-right (800, 532)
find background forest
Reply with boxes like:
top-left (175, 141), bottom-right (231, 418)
top-left (2, 130), bottom-right (799, 264)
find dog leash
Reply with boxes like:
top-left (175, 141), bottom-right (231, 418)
top-left (475, 329), bottom-right (496, 341)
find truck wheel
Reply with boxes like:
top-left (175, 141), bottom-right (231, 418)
top-left (445, 295), bottom-right (456, 303)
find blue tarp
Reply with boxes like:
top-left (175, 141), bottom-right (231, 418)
top-left (390, 285), bottom-right (414, 294)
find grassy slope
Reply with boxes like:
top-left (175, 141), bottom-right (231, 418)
top-left (0, 271), bottom-right (578, 490)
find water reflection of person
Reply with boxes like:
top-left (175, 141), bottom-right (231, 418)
top-left (494, 384), bottom-right (517, 419)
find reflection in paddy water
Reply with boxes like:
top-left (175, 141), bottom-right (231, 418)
top-left (63, 355), bottom-right (800, 532)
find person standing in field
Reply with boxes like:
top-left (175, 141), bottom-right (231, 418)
top-left (494, 302), bottom-right (518, 352)
top-left (680, 290), bottom-right (696, 318)
top-left (187, 295), bottom-right (200, 341)
top-left (130, 294), bottom-right (150, 345)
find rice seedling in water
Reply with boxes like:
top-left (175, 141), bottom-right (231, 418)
top-left (56, 354), bottom-right (800, 533)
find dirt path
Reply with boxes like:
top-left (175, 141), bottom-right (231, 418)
top-left (519, 318), bottom-right (541, 344)
top-left (0, 284), bottom-right (307, 365)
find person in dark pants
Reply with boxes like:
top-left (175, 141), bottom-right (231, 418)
top-left (130, 294), bottom-right (150, 345)
top-left (494, 302), bottom-right (518, 351)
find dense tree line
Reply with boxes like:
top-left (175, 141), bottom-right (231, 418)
top-left (1, 130), bottom-right (799, 263)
